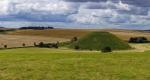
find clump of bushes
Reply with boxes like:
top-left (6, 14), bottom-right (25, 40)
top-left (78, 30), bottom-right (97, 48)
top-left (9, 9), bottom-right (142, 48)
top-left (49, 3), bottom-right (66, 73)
top-left (89, 49), bottom-right (93, 51)
top-left (35, 42), bottom-right (59, 48)
top-left (38, 42), bottom-right (45, 47)
top-left (34, 42), bottom-right (37, 46)
top-left (101, 47), bottom-right (112, 53)
top-left (71, 37), bottom-right (78, 42)
top-left (129, 37), bottom-right (149, 43)
top-left (74, 45), bottom-right (80, 50)
top-left (52, 43), bottom-right (59, 49)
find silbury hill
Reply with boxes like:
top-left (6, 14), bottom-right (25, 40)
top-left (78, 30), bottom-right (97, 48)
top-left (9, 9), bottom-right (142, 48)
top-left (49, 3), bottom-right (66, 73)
top-left (70, 32), bottom-right (131, 50)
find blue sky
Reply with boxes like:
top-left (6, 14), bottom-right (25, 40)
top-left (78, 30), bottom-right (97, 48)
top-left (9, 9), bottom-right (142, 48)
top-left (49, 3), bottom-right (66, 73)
top-left (0, 0), bottom-right (150, 29)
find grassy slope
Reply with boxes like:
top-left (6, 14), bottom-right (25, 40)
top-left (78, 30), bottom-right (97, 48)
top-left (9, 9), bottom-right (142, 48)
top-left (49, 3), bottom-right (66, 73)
top-left (70, 32), bottom-right (131, 50)
top-left (0, 48), bottom-right (150, 80)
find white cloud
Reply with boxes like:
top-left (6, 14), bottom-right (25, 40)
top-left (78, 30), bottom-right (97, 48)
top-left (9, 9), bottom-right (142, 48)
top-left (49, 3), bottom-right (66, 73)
top-left (0, 0), bottom-right (75, 15)
top-left (117, 0), bottom-right (130, 10)
top-left (68, 8), bottom-right (117, 24)
top-left (67, 0), bottom-right (150, 30)
top-left (0, 0), bottom-right (10, 15)
top-left (0, 0), bottom-right (150, 29)
top-left (68, 1), bottom-right (132, 24)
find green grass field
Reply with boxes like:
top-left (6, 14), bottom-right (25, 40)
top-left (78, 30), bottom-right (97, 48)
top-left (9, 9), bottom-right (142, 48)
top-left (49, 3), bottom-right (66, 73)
top-left (0, 48), bottom-right (150, 80)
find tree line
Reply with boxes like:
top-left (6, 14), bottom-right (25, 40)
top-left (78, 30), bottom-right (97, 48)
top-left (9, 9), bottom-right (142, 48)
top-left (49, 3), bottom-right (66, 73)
top-left (20, 26), bottom-right (54, 30)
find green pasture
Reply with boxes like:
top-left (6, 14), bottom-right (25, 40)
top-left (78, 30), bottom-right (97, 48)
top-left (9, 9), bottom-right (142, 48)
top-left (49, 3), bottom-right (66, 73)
top-left (0, 48), bottom-right (149, 80)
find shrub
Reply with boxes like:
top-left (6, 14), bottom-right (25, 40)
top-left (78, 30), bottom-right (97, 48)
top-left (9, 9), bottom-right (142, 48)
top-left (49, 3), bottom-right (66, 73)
top-left (59, 41), bottom-right (71, 47)
top-left (71, 37), bottom-right (78, 42)
top-left (36, 42), bottom-right (59, 48)
top-left (55, 41), bottom-right (59, 48)
top-left (22, 43), bottom-right (26, 47)
top-left (74, 45), bottom-right (80, 50)
top-left (89, 49), bottom-right (93, 51)
top-left (4, 45), bottom-right (7, 48)
top-left (39, 42), bottom-right (44, 47)
top-left (34, 42), bottom-right (37, 46)
top-left (53, 43), bottom-right (59, 49)
top-left (101, 47), bottom-right (112, 53)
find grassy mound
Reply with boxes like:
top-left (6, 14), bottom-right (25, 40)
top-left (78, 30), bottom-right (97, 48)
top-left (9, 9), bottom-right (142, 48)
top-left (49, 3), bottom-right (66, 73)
top-left (70, 32), bottom-right (131, 50)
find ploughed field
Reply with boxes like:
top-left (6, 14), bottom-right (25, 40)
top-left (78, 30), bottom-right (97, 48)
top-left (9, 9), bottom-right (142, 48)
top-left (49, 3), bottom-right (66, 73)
top-left (0, 48), bottom-right (150, 80)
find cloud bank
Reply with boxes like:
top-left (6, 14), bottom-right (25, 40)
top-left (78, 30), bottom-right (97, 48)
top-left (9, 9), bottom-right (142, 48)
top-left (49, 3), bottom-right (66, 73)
top-left (0, 0), bottom-right (150, 29)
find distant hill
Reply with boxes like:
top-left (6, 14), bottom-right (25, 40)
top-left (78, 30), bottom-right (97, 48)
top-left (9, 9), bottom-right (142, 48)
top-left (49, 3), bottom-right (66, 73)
top-left (70, 32), bottom-right (131, 50)
top-left (0, 27), bottom-right (16, 33)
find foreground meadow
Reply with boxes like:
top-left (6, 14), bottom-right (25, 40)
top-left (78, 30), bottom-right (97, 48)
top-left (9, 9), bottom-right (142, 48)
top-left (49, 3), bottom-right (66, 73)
top-left (0, 48), bottom-right (150, 80)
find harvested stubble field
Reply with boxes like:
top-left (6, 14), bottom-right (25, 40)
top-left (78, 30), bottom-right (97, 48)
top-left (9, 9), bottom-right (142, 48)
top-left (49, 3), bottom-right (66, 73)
top-left (2, 29), bottom-right (150, 49)
top-left (0, 34), bottom-right (68, 48)
top-left (7, 29), bottom-right (90, 39)
top-left (109, 31), bottom-right (150, 41)
top-left (7, 29), bottom-right (150, 41)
